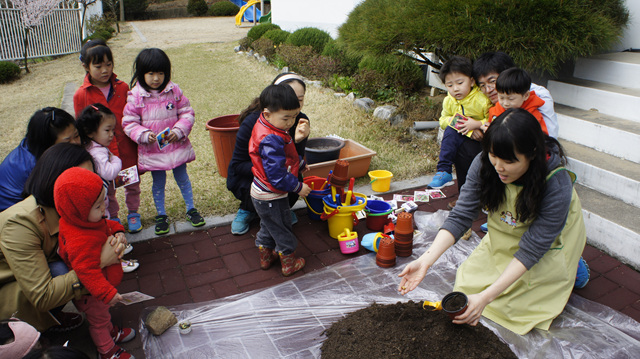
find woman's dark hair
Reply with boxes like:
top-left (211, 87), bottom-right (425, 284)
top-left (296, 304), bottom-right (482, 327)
top-left (130, 48), bottom-right (171, 91)
top-left (438, 56), bottom-right (473, 82)
top-left (238, 73), bottom-right (306, 125)
top-left (472, 51), bottom-right (516, 82)
top-left (23, 346), bottom-right (90, 359)
top-left (479, 108), bottom-right (565, 223)
top-left (23, 143), bottom-right (94, 208)
top-left (25, 107), bottom-right (76, 160)
top-left (79, 39), bottom-right (113, 68)
top-left (259, 84), bottom-right (300, 114)
top-left (495, 67), bottom-right (531, 95)
top-left (75, 103), bottom-right (115, 146)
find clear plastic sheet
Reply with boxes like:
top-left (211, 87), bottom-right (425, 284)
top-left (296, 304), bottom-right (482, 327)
top-left (140, 210), bottom-right (640, 358)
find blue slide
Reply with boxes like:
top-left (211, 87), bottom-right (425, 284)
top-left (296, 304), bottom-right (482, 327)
top-left (230, 0), bottom-right (261, 22)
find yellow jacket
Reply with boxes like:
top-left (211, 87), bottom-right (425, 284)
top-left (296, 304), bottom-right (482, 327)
top-left (438, 86), bottom-right (492, 137)
top-left (0, 196), bottom-right (85, 331)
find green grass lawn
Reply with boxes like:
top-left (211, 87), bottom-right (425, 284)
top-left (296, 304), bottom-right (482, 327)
top-left (0, 26), bottom-right (439, 228)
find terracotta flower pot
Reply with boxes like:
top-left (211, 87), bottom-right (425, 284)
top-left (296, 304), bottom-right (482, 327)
top-left (376, 234), bottom-right (396, 268)
top-left (395, 212), bottom-right (414, 235)
top-left (394, 231), bottom-right (413, 257)
top-left (329, 159), bottom-right (349, 187)
top-left (205, 115), bottom-right (240, 178)
top-left (442, 292), bottom-right (468, 320)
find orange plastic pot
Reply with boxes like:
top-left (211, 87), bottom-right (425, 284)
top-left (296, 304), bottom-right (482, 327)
top-left (206, 115), bottom-right (240, 178)
top-left (395, 212), bottom-right (414, 235)
top-left (376, 235), bottom-right (396, 268)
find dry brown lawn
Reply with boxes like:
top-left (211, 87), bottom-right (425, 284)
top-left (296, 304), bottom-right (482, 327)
top-left (0, 18), bottom-right (439, 226)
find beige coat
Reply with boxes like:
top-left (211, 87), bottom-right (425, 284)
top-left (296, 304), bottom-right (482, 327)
top-left (0, 196), bottom-right (85, 331)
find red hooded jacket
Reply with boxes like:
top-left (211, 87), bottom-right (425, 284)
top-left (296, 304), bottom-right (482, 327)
top-left (54, 167), bottom-right (124, 304)
top-left (488, 91), bottom-right (548, 135)
top-left (73, 73), bottom-right (139, 169)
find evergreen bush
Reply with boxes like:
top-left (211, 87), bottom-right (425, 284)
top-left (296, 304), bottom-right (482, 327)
top-left (238, 37), bottom-right (252, 51)
top-left (208, 1), bottom-right (239, 16)
top-left (358, 54), bottom-right (424, 93)
top-left (124, 0), bottom-right (149, 20)
top-left (187, 0), bottom-right (209, 16)
top-left (251, 38), bottom-right (276, 59)
top-left (262, 29), bottom-right (290, 46)
top-left (322, 39), bottom-right (360, 75)
top-left (339, 0), bottom-right (629, 74)
top-left (286, 27), bottom-right (332, 54)
top-left (0, 61), bottom-right (21, 84)
top-left (247, 23), bottom-right (281, 41)
top-left (275, 44), bottom-right (316, 74)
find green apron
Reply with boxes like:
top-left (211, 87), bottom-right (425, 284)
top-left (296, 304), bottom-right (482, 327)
top-left (453, 168), bottom-right (586, 335)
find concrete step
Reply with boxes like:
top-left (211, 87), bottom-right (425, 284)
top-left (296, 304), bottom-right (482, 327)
top-left (560, 140), bottom-right (640, 208)
top-left (575, 184), bottom-right (640, 270)
top-left (547, 78), bottom-right (640, 122)
top-left (574, 52), bottom-right (640, 89)
top-left (556, 104), bottom-right (640, 164)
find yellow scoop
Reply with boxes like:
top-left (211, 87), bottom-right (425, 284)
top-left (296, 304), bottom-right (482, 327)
top-left (422, 300), bottom-right (443, 311)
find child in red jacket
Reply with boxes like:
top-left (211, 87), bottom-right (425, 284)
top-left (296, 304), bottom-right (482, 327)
top-left (54, 167), bottom-right (136, 359)
top-left (73, 40), bottom-right (143, 233)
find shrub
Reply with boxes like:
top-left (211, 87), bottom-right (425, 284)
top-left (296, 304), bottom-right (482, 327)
top-left (359, 54), bottom-right (424, 93)
top-left (322, 39), bottom-right (360, 75)
top-left (187, 0), bottom-right (208, 16)
top-left (286, 27), bottom-right (332, 54)
top-left (247, 23), bottom-right (281, 41)
top-left (262, 29), bottom-right (290, 46)
top-left (339, 0), bottom-right (629, 74)
top-left (238, 36), bottom-right (252, 51)
top-left (0, 61), bottom-right (21, 84)
top-left (275, 44), bottom-right (316, 74)
top-left (305, 55), bottom-right (341, 85)
top-left (85, 14), bottom-right (116, 42)
top-left (208, 1), bottom-right (239, 16)
top-left (330, 75), bottom-right (354, 93)
top-left (123, 0), bottom-right (148, 20)
top-left (351, 68), bottom-right (386, 99)
top-left (251, 38), bottom-right (276, 60)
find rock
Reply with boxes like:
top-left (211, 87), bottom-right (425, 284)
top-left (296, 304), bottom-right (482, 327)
top-left (254, 53), bottom-right (261, 60)
top-left (389, 113), bottom-right (406, 127)
top-left (234, 45), bottom-right (242, 52)
top-left (373, 105), bottom-right (397, 121)
top-left (334, 93), bottom-right (346, 98)
top-left (281, 66), bottom-right (289, 73)
top-left (353, 97), bottom-right (375, 112)
top-left (145, 306), bottom-right (177, 336)
top-left (307, 80), bottom-right (323, 88)
top-left (345, 92), bottom-right (356, 101)
top-left (258, 55), bottom-right (267, 63)
top-left (409, 127), bottom-right (435, 141)
top-left (247, 49), bottom-right (254, 56)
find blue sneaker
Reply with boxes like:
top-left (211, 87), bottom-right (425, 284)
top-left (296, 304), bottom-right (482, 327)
top-left (574, 257), bottom-right (590, 289)
top-left (127, 213), bottom-right (142, 233)
top-left (480, 222), bottom-right (488, 232)
top-left (231, 209), bottom-right (256, 235)
top-left (291, 211), bottom-right (298, 225)
top-left (427, 171), bottom-right (454, 189)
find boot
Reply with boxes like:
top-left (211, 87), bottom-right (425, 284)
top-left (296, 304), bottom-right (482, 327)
top-left (259, 246), bottom-right (278, 270)
top-left (279, 252), bottom-right (305, 277)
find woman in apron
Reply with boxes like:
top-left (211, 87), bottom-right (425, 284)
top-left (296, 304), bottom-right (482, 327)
top-left (398, 108), bottom-right (586, 335)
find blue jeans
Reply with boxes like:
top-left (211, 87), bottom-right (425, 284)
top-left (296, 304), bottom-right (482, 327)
top-left (151, 163), bottom-right (195, 215)
top-left (48, 261), bottom-right (69, 313)
top-left (437, 126), bottom-right (467, 174)
top-left (252, 197), bottom-right (298, 255)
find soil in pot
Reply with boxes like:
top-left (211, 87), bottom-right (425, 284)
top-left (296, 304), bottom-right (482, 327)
top-left (321, 301), bottom-right (516, 359)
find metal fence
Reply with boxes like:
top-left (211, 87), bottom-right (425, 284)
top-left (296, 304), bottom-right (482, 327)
top-left (0, 0), bottom-right (82, 61)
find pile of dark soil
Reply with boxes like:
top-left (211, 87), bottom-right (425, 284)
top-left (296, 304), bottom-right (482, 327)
top-left (321, 301), bottom-right (516, 359)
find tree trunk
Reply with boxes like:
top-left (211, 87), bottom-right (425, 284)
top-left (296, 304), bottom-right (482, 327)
top-left (23, 28), bottom-right (30, 73)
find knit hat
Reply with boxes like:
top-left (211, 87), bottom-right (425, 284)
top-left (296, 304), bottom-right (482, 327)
top-left (54, 167), bottom-right (105, 229)
top-left (0, 320), bottom-right (40, 358)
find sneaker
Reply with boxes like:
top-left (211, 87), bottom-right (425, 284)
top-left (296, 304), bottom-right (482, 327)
top-left (231, 209), bottom-right (256, 235)
top-left (155, 215), bottom-right (170, 235)
top-left (186, 208), bottom-right (205, 227)
top-left (121, 259), bottom-right (139, 273)
top-left (49, 311), bottom-right (84, 332)
top-left (100, 345), bottom-right (135, 359)
top-left (574, 257), bottom-right (590, 289)
top-left (480, 222), bottom-right (488, 232)
top-left (111, 218), bottom-right (121, 225)
top-left (123, 244), bottom-right (133, 256)
top-left (127, 213), bottom-right (142, 233)
top-left (111, 326), bottom-right (136, 344)
top-left (291, 211), bottom-right (298, 225)
top-left (427, 171), bottom-right (454, 189)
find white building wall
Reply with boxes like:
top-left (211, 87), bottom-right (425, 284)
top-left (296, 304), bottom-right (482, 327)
top-left (271, 0), bottom-right (363, 39)
top-left (615, 0), bottom-right (640, 50)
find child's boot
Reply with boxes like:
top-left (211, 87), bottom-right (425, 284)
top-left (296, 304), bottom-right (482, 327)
top-left (279, 252), bottom-right (305, 277)
top-left (258, 246), bottom-right (278, 270)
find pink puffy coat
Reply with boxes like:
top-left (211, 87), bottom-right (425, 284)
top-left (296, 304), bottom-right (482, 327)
top-left (122, 81), bottom-right (196, 171)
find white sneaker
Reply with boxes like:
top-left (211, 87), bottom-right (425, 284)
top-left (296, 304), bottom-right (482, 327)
top-left (121, 259), bottom-right (139, 273)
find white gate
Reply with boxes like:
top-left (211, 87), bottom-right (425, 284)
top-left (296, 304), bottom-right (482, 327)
top-left (0, 0), bottom-right (82, 61)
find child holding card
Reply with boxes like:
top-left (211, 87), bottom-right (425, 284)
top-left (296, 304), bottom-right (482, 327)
top-left (122, 48), bottom-right (205, 235)
top-left (428, 56), bottom-right (492, 189)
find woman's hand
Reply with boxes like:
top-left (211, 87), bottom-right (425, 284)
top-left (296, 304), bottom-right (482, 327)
top-left (294, 118), bottom-right (310, 143)
top-left (108, 292), bottom-right (123, 307)
top-left (100, 234), bottom-right (127, 267)
top-left (397, 258), bottom-right (431, 295)
top-left (452, 292), bottom-right (489, 326)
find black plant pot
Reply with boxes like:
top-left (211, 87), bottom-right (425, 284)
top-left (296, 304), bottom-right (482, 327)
top-left (305, 137), bottom-right (346, 165)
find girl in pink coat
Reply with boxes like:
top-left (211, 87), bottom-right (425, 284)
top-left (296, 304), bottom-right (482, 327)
top-left (122, 48), bottom-right (205, 235)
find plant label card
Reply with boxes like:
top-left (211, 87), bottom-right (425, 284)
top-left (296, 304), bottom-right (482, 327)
top-left (448, 113), bottom-right (467, 131)
top-left (114, 165), bottom-right (139, 188)
top-left (157, 127), bottom-right (171, 150)
top-left (413, 191), bottom-right (430, 202)
top-left (427, 189), bottom-right (446, 199)
top-left (393, 194), bottom-right (414, 202)
top-left (120, 291), bottom-right (154, 305)
top-left (386, 199), bottom-right (398, 210)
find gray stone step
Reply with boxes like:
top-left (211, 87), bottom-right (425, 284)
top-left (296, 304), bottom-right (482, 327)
top-left (556, 104), bottom-right (640, 164)
top-left (575, 183), bottom-right (640, 270)
top-left (574, 52), bottom-right (640, 89)
top-left (547, 78), bottom-right (640, 122)
top-left (560, 140), bottom-right (640, 208)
